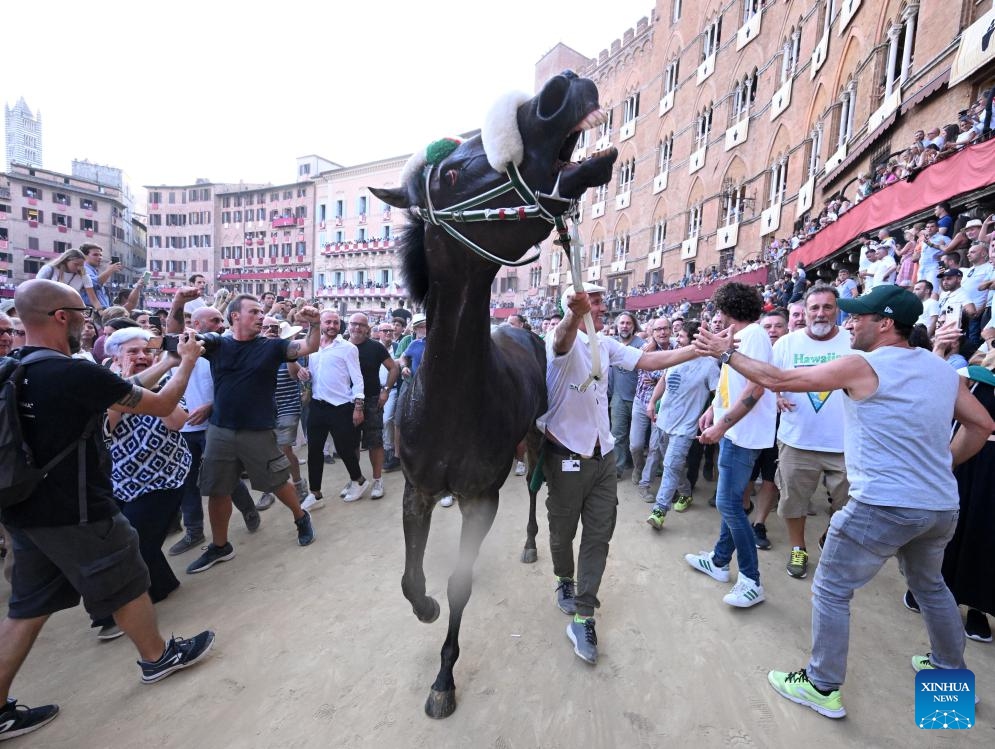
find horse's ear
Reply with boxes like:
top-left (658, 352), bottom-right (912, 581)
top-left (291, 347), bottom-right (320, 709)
top-left (370, 186), bottom-right (409, 209)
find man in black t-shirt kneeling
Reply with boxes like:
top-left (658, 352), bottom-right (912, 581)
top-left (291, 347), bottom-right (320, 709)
top-left (0, 280), bottom-right (216, 743)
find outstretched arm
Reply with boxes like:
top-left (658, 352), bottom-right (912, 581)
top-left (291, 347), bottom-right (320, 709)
top-left (695, 326), bottom-right (878, 398)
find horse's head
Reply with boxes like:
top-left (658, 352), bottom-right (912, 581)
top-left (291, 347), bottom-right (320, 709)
top-left (372, 72), bottom-right (617, 301)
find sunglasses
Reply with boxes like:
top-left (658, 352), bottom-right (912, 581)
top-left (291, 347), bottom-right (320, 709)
top-left (47, 306), bottom-right (93, 318)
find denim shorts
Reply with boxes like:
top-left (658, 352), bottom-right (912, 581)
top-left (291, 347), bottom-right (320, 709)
top-left (6, 513), bottom-right (149, 620)
top-left (274, 413), bottom-right (301, 447)
top-left (359, 403), bottom-right (384, 450)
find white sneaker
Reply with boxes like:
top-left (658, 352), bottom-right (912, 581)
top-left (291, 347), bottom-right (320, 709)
top-left (339, 481), bottom-right (351, 498)
top-left (344, 479), bottom-right (373, 503)
top-left (723, 574), bottom-right (766, 608)
top-left (514, 460), bottom-right (527, 476)
top-left (684, 551), bottom-right (731, 583)
top-left (301, 493), bottom-right (325, 512)
top-left (370, 478), bottom-right (384, 499)
top-left (439, 495), bottom-right (454, 508)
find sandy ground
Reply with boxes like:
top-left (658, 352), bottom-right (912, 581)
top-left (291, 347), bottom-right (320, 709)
top-left (3, 455), bottom-right (993, 749)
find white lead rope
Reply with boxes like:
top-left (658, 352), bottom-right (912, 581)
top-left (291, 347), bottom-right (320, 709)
top-left (565, 216), bottom-right (601, 392)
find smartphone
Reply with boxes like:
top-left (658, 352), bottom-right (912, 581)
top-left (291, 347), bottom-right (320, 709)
top-left (111, 256), bottom-right (121, 265)
top-left (946, 302), bottom-right (964, 330)
top-left (142, 270), bottom-right (152, 284)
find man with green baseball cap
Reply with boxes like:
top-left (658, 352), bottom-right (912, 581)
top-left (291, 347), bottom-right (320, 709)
top-left (835, 283), bottom-right (922, 326)
top-left (693, 280), bottom-right (993, 720)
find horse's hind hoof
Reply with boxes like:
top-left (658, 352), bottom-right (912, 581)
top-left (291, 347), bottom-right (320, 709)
top-left (414, 596), bottom-right (440, 623)
top-left (425, 688), bottom-right (456, 719)
top-left (520, 548), bottom-right (538, 564)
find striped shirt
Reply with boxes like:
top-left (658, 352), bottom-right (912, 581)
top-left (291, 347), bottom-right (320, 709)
top-left (274, 362), bottom-right (301, 417)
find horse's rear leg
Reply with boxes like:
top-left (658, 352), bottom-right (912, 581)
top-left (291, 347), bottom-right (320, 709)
top-left (426, 492), bottom-right (498, 719)
top-left (521, 431), bottom-right (541, 564)
top-left (401, 481), bottom-right (440, 624)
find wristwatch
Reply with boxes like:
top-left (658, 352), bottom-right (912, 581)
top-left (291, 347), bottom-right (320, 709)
top-left (719, 349), bottom-right (736, 365)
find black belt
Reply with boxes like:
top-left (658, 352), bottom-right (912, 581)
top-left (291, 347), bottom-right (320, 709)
top-left (545, 438), bottom-right (603, 460)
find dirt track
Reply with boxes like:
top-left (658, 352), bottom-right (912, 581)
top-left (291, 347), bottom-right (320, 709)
top-left (4, 456), bottom-right (993, 748)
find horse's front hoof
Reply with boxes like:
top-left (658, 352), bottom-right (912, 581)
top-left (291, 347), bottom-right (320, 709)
top-left (414, 596), bottom-right (440, 623)
top-left (425, 688), bottom-right (456, 719)
top-left (520, 547), bottom-right (538, 564)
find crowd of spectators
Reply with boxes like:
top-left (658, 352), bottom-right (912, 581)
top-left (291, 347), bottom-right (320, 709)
top-left (771, 89), bottom-right (994, 255)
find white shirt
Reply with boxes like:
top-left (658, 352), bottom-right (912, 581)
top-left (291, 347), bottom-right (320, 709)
top-left (180, 357), bottom-right (214, 433)
top-left (310, 336), bottom-right (364, 406)
top-left (938, 287), bottom-right (973, 322)
top-left (713, 323), bottom-right (777, 450)
top-left (772, 328), bottom-right (852, 452)
top-left (537, 331), bottom-right (643, 457)
top-left (963, 262), bottom-right (994, 310)
top-left (916, 298), bottom-right (941, 329)
top-left (867, 255), bottom-right (897, 291)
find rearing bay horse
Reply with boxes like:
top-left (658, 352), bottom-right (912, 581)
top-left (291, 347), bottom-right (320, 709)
top-left (371, 71), bottom-right (617, 719)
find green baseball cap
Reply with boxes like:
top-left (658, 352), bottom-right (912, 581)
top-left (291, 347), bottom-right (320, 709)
top-left (837, 284), bottom-right (922, 326)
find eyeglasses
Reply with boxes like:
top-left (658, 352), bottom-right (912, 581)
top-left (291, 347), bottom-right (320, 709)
top-left (47, 306), bottom-right (93, 318)
top-left (0, 328), bottom-right (25, 337)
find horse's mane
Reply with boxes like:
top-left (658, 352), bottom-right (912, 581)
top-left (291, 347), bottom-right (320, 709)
top-left (399, 214), bottom-right (429, 304)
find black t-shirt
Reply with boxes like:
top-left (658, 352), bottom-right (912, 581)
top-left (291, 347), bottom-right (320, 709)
top-left (205, 336), bottom-right (290, 430)
top-left (2, 348), bottom-right (132, 528)
top-left (354, 339), bottom-right (390, 401)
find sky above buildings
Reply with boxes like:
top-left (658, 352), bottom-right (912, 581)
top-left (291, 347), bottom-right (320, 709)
top-left (3, 0), bottom-right (652, 198)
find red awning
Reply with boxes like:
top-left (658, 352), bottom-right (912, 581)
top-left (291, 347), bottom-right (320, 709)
top-left (491, 307), bottom-right (519, 319)
top-left (789, 136), bottom-right (995, 268)
top-left (624, 266), bottom-right (770, 310)
top-left (900, 67), bottom-right (951, 115)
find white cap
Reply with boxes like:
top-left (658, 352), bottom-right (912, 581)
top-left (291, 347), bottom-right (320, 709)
top-left (561, 282), bottom-right (607, 314)
top-left (278, 321), bottom-right (303, 340)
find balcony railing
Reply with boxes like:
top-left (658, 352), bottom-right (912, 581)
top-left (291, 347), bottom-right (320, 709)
top-left (271, 216), bottom-right (296, 228)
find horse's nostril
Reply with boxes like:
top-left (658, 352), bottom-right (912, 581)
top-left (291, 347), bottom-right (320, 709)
top-left (537, 77), bottom-right (570, 120)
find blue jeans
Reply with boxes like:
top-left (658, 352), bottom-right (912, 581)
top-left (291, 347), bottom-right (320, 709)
top-left (712, 437), bottom-right (760, 584)
top-left (652, 432), bottom-right (694, 512)
top-left (807, 500), bottom-right (964, 691)
top-left (629, 395), bottom-right (653, 478)
top-left (610, 394), bottom-right (634, 474)
top-left (383, 387), bottom-right (399, 453)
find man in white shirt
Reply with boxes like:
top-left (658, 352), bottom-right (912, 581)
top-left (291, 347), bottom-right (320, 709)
top-left (772, 286), bottom-right (852, 580)
top-left (861, 246), bottom-right (897, 293)
top-left (305, 310), bottom-right (369, 504)
top-left (913, 280), bottom-right (941, 337)
top-left (539, 283), bottom-right (699, 665)
top-left (962, 242), bottom-right (993, 345)
top-left (685, 283), bottom-right (777, 610)
top-left (936, 268), bottom-right (976, 327)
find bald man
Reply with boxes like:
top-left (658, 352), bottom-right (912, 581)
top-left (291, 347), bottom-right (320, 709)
top-left (0, 312), bottom-right (14, 357)
top-left (0, 280), bottom-right (216, 741)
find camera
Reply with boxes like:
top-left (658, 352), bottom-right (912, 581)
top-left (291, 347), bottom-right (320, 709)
top-left (161, 331), bottom-right (224, 354)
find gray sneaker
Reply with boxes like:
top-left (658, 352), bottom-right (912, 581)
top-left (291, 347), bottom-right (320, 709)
top-left (168, 531), bottom-right (205, 556)
top-left (555, 578), bottom-right (577, 615)
top-left (566, 617), bottom-right (598, 664)
top-left (638, 485), bottom-right (655, 503)
top-left (255, 493), bottom-right (276, 511)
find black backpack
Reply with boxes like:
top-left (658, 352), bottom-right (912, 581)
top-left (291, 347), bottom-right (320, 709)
top-left (0, 350), bottom-right (97, 514)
